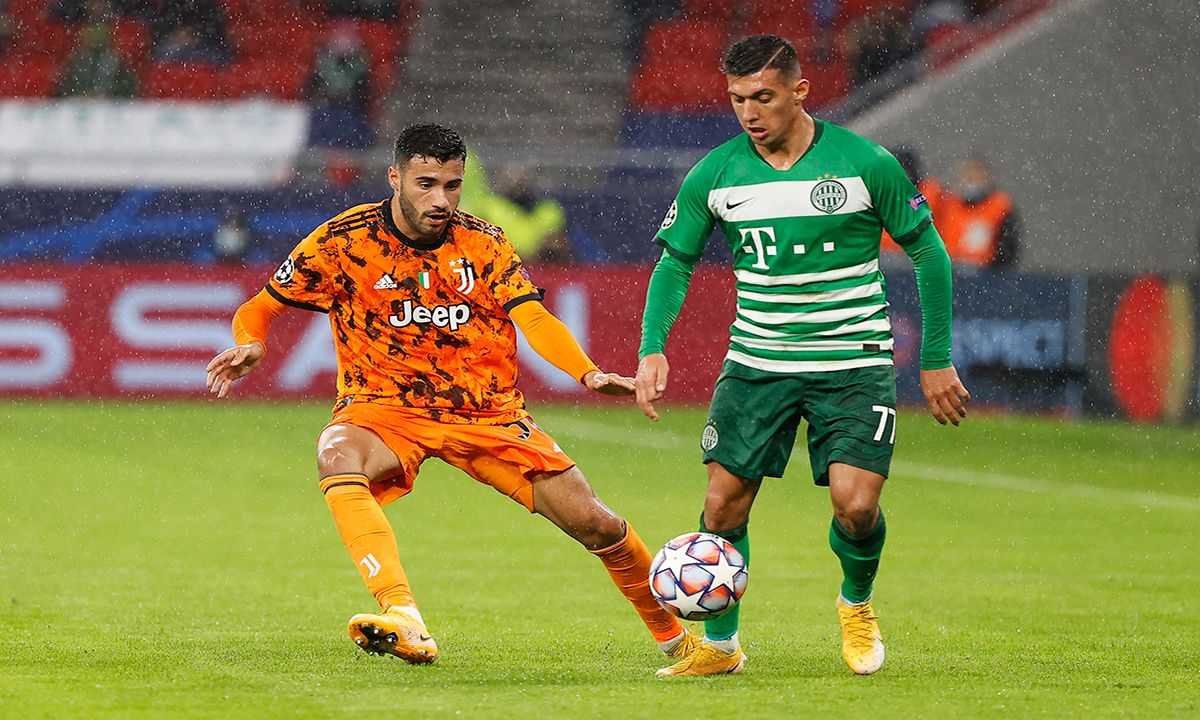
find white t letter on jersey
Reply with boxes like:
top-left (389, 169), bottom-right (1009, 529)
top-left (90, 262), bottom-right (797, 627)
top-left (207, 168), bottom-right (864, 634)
top-left (739, 227), bottom-right (777, 270)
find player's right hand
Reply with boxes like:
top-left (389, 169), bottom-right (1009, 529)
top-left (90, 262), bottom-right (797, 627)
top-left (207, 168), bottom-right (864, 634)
top-left (205, 342), bottom-right (265, 398)
top-left (919, 364), bottom-right (970, 426)
top-left (635, 353), bottom-right (670, 422)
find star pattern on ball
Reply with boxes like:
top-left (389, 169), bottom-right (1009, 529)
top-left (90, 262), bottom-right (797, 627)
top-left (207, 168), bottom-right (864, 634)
top-left (656, 542), bottom-right (701, 581)
top-left (669, 586), bottom-right (711, 620)
top-left (705, 549), bottom-right (744, 593)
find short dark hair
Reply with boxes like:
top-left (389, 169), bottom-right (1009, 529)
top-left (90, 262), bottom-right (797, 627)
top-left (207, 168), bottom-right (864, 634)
top-left (392, 123), bottom-right (467, 167)
top-left (721, 35), bottom-right (801, 78)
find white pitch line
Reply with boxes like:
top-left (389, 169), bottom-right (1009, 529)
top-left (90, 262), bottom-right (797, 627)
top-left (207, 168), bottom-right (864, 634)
top-left (545, 415), bottom-right (1200, 513)
top-left (543, 415), bottom-right (690, 450)
top-left (891, 462), bottom-right (1200, 512)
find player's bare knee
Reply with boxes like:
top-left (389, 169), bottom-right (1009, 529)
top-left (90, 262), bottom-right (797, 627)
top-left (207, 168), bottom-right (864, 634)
top-left (316, 433), bottom-right (368, 477)
top-left (565, 501), bottom-right (625, 550)
top-left (835, 502), bottom-right (879, 537)
top-left (589, 510), bottom-right (626, 548)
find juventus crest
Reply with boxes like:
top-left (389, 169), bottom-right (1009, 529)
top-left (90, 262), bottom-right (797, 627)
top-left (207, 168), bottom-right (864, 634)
top-left (450, 258), bottom-right (476, 294)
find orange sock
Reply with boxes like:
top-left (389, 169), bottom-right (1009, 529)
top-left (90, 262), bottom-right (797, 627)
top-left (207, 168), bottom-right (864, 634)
top-left (591, 523), bottom-right (683, 643)
top-left (320, 473), bottom-right (415, 611)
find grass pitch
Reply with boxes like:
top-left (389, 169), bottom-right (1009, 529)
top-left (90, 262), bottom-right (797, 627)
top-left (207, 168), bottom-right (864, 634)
top-left (1, 400), bottom-right (1197, 719)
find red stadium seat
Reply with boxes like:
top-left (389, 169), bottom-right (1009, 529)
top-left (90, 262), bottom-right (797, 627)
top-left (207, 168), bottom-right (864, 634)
top-left (110, 18), bottom-right (150, 65)
top-left (629, 58), bottom-right (729, 111)
top-left (140, 63), bottom-right (223, 100)
top-left (0, 58), bottom-right (60, 97)
top-left (354, 20), bottom-right (400, 99)
top-left (9, 16), bottom-right (80, 60)
top-left (230, 21), bottom-right (322, 58)
top-left (5, 0), bottom-right (46, 22)
top-left (639, 19), bottom-right (727, 68)
top-left (800, 53), bottom-right (850, 109)
top-left (222, 57), bottom-right (309, 100)
top-left (745, 0), bottom-right (815, 38)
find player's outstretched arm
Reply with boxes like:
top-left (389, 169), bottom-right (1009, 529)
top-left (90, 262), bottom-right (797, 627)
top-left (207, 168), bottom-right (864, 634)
top-left (508, 301), bottom-right (631, 394)
top-left (920, 365), bottom-right (970, 426)
top-left (205, 289), bottom-right (288, 398)
top-left (583, 370), bottom-right (636, 396)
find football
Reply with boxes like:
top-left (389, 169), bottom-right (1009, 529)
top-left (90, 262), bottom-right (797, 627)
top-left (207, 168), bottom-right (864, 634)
top-left (649, 532), bottom-right (748, 621)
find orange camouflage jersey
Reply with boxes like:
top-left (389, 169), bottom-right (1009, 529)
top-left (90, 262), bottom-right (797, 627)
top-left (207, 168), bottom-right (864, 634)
top-left (266, 200), bottom-right (543, 424)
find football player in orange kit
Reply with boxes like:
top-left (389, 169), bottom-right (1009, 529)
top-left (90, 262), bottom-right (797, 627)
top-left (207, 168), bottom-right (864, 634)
top-left (206, 124), bottom-right (692, 668)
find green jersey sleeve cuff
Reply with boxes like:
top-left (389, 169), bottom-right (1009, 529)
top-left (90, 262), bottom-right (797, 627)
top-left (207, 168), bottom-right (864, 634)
top-left (653, 236), bottom-right (703, 266)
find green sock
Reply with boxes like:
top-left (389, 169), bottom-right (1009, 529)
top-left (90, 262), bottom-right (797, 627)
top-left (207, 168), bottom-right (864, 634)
top-left (699, 514), bottom-right (749, 642)
top-left (829, 511), bottom-right (886, 604)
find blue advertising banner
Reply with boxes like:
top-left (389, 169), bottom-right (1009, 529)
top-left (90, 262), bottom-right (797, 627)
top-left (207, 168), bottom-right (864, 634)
top-left (883, 266), bottom-right (1088, 415)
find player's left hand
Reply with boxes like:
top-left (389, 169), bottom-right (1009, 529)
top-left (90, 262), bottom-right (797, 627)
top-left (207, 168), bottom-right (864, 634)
top-left (205, 341), bottom-right (265, 399)
top-left (584, 370), bottom-right (635, 396)
top-left (920, 365), bottom-right (971, 426)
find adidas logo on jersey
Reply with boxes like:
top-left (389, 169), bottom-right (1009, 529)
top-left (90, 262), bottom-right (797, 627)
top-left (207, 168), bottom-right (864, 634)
top-left (374, 274), bottom-right (398, 290)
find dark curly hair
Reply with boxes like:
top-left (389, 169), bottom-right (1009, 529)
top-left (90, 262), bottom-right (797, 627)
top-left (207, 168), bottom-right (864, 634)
top-left (721, 35), bottom-right (801, 78)
top-left (393, 123), bottom-right (467, 167)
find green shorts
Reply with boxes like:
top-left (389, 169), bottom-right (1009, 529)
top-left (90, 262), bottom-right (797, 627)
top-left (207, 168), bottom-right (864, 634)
top-left (701, 360), bottom-right (898, 485)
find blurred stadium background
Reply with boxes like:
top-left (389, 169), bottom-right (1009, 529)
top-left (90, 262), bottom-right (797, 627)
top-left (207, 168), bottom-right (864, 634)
top-left (0, 0), bottom-right (1196, 419)
top-left (1, 1), bottom-right (1198, 718)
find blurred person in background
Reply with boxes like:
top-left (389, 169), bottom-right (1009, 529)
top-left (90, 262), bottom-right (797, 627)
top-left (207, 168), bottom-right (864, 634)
top-left (306, 20), bottom-right (376, 150)
top-left (53, 17), bottom-right (138, 98)
top-left (212, 206), bottom-right (251, 264)
top-left (459, 151), bottom-right (574, 264)
top-left (0, 1), bottom-right (14, 58)
top-left (327, 0), bottom-right (400, 21)
top-left (881, 145), bottom-right (946, 254)
top-left (148, 0), bottom-right (230, 65)
top-left (50, 0), bottom-right (140, 22)
top-left (307, 20), bottom-right (371, 113)
top-left (938, 154), bottom-right (1019, 268)
top-left (844, 4), bottom-right (917, 89)
top-left (808, 0), bottom-right (841, 63)
top-left (635, 34), bottom-right (968, 678)
top-left (622, 0), bottom-right (679, 63)
top-left (205, 123), bottom-right (697, 670)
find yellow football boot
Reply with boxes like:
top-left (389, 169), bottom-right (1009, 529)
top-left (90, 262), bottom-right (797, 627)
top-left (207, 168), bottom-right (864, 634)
top-left (347, 606), bottom-right (438, 664)
top-left (663, 627), bottom-right (700, 661)
top-left (656, 640), bottom-right (745, 677)
top-left (836, 596), bottom-right (884, 675)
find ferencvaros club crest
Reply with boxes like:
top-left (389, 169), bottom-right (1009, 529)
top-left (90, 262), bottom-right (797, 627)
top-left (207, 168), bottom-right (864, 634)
top-left (810, 179), bottom-right (847, 214)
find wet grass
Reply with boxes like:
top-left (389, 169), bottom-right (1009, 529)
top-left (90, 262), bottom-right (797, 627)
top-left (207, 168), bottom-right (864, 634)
top-left (1, 401), bottom-right (1197, 719)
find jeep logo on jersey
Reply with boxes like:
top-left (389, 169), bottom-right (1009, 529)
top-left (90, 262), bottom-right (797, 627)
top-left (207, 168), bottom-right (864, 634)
top-left (660, 201), bottom-right (678, 230)
top-left (273, 257), bottom-right (294, 283)
top-left (811, 179), bottom-right (848, 214)
top-left (388, 300), bottom-right (471, 331)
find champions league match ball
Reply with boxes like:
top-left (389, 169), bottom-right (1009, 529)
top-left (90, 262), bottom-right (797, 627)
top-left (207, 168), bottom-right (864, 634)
top-left (649, 532), bottom-right (748, 621)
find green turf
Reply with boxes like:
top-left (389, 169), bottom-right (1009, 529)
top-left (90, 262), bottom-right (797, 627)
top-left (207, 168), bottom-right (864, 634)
top-left (1, 400), bottom-right (1197, 719)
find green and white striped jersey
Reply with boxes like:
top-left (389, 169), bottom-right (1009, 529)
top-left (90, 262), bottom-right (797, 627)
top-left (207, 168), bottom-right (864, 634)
top-left (655, 119), bottom-right (932, 374)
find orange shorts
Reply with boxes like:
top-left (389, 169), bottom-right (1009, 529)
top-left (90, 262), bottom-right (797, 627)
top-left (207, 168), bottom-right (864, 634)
top-left (326, 401), bottom-right (576, 512)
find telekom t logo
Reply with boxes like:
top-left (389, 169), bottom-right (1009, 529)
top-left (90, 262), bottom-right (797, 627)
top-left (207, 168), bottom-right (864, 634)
top-left (738, 226), bottom-right (777, 270)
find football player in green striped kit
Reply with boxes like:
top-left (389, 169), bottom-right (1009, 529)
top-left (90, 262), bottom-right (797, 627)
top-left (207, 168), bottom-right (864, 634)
top-left (636, 35), bottom-right (971, 677)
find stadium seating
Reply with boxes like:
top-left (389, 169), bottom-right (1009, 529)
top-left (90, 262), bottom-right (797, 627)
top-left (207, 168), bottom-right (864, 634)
top-left (0, 57), bottom-right (60, 96)
top-left (626, 0), bottom-right (1032, 121)
top-left (0, 1), bottom-right (415, 108)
